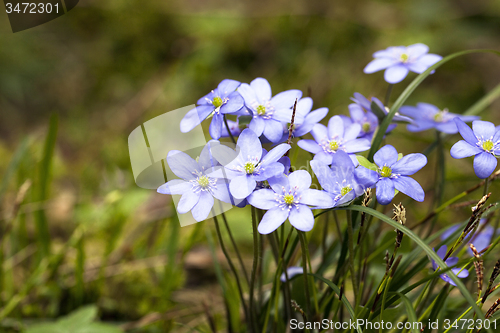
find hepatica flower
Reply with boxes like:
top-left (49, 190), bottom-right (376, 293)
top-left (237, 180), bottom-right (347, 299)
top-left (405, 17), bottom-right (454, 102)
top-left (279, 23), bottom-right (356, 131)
top-left (400, 103), bottom-right (479, 134)
top-left (344, 93), bottom-right (410, 140)
top-left (298, 115), bottom-right (371, 165)
top-left (373, 145), bottom-right (427, 205)
top-left (280, 266), bottom-right (303, 283)
top-left (450, 119), bottom-right (500, 179)
top-left (217, 128), bottom-right (290, 199)
top-left (180, 79), bottom-right (244, 139)
top-left (157, 142), bottom-right (233, 222)
top-left (441, 219), bottom-right (497, 256)
top-left (247, 170), bottom-right (334, 234)
top-left (431, 246), bottom-right (469, 286)
top-left (364, 43), bottom-right (442, 84)
top-left (310, 151), bottom-right (378, 207)
top-left (238, 78), bottom-right (302, 143)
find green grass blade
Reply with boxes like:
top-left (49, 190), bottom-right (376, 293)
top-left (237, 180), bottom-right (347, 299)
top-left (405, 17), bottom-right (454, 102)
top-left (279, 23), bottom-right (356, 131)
top-left (367, 49), bottom-right (500, 161)
top-left (391, 292), bottom-right (420, 333)
top-left (339, 205), bottom-right (492, 333)
top-left (309, 273), bottom-right (363, 333)
top-left (0, 137), bottom-right (29, 203)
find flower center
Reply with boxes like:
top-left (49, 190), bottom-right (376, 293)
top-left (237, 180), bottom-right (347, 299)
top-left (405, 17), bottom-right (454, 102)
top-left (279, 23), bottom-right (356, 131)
top-left (329, 140), bottom-right (340, 151)
top-left (400, 53), bottom-right (409, 63)
top-left (256, 104), bottom-right (266, 116)
top-left (283, 194), bottom-right (294, 205)
top-left (244, 162), bottom-right (255, 174)
top-left (197, 175), bottom-right (210, 188)
top-left (212, 97), bottom-right (223, 108)
top-left (362, 122), bottom-right (371, 133)
top-left (482, 140), bottom-right (494, 152)
top-left (340, 185), bottom-right (352, 197)
top-left (379, 166), bottom-right (392, 178)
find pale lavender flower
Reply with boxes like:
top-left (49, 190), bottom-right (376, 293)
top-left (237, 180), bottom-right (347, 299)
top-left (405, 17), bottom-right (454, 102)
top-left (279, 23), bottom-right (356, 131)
top-left (431, 246), bottom-right (469, 286)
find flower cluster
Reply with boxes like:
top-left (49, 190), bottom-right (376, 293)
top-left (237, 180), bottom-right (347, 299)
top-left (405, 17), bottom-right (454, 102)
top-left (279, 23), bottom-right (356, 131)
top-left (156, 43), bottom-right (500, 289)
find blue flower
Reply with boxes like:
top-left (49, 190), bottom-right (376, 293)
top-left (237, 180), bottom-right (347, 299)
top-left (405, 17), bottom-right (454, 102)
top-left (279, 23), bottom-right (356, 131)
top-left (214, 128), bottom-right (290, 200)
top-left (400, 103), bottom-right (479, 134)
top-left (157, 142), bottom-right (234, 222)
top-left (180, 79), bottom-right (245, 139)
top-left (450, 119), bottom-right (500, 179)
top-left (280, 266), bottom-right (303, 283)
top-left (247, 170), bottom-right (334, 234)
top-left (431, 246), bottom-right (469, 286)
top-left (373, 145), bottom-right (427, 205)
top-left (291, 97), bottom-right (329, 137)
top-left (310, 151), bottom-right (378, 207)
top-left (343, 93), bottom-right (411, 140)
top-left (297, 115), bottom-right (371, 165)
top-left (364, 43), bottom-right (442, 84)
top-left (238, 78), bottom-right (302, 143)
top-left (441, 219), bottom-right (498, 256)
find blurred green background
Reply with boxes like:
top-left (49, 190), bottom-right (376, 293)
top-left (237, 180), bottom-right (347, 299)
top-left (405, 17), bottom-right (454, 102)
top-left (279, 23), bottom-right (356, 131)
top-left (0, 0), bottom-right (500, 331)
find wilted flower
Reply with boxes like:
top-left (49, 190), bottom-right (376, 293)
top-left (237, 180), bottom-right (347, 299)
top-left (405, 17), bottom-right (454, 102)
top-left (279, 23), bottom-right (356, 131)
top-left (400, 103), bottom-right (479, 134)
top-left (431, 245), bottom-right (469, 286)
top-left (247, 170), bottom-right (334, 234)
top-left (213, 128), bottom-right (290, 200)
top-left (298, 115), bottom-right (371, 165)
top-left (373, 145), bottom-right (427, 205)
top-left (364, 43), bottom-right (442, 84)
top-left (238, 78), bottom-right (302, 143)
top-left (157, 142), bottom-right (233, 222)
top-left (180, 79), bottom-right (245, 139)
top-left (310, 151), bottom-right (378, 207)
top-left (450, 119), bottom-right (500, 179)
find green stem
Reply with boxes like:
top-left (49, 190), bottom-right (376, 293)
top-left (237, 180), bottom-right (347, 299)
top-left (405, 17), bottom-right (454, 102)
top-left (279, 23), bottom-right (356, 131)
top-left (346, 211), bottom-right (359, 306)
top-left (384, 84), bottom-right (394, 106)
top-left (249, 207), bottom-right (260, 332)
top-left (484, 177), bottom-right (490, 196)
top-left (221, 211), bottom-right (249, 284)
top-left (298, 230), bottom-right (312, 319)
top-left (223, 115), bottom-right (236, 144)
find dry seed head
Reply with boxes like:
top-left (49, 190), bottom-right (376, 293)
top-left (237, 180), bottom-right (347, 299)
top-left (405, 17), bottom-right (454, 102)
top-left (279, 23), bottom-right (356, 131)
top-left (486, 298), bottom-right (500, 319)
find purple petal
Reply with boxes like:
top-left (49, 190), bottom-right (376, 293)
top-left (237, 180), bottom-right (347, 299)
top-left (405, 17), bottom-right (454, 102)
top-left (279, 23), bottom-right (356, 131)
top-left (262, 143), bottom-right (291, 165)
top-left (158, 179), bottom-right (191, 195)
top-left (363, 58), bottom-right (396, 73)
top-left (229, 175), bottom-right (257, 199)
top-left (374, 145), bottom-right (399, 167)
top-left (418, 54), bottom-right (442, 67)
top-left (435, 122), bottom-right (459, 134)
top-left (209, 113), bottom-right (223, 139)
top-left (344, 123), bottom-right (362, 141)
top-left (393, 176), bottom-right (425, 202)
top-left (354, 167), bottom-right (379, 189)
top-left (220, 91), bottom-right (244, 114)
top-left (250, 78), bottom-right (272, 103)
top-left (191, 191), bottom-right (214, 221)
top-left (407, 121), bottom-right (436, 132)
top-left (348, 104), bottom-right (366, 122)
top-left (455, 118), bottom-right (478, 145)
top-left (407, 61), bottom-right (428, 74)
top-left (310, 160), bottom-right (336, 192)
top-left (180, 105), bottom-right (214, 132)
top-left (391, 153), bottom-right (427, 176)
top-left (212, 179), bottom-right (233, 204)
top-left (452, 268), bottom-right (469, 279)
top-left (344, 138), bottom-right (371, 154)
top-left (288, 170), bottom-right (312, 190)
top-left (247, 189), bottom-right (278, 210)
top-left (304, 107), bottom-right (328, 124)
top-left (263, 119), bottom-right (286, 143)
top-left (167, 150), bottom-right (201, 180)
top-left (271, 90), bottom-right (302, 109)
top-left (217, 79), bottom-right (240, 96)
top-left (437, 245), bottom-right (447, 260)
top-left (450, 140), bottom-right (481, 159)
top-left (253, 162), bottom-right (285, 181)
top-left (328, 116), bottom-right (345, 139)
top-left (257, 207), bottom-right (289, 234)
top-left (376, 178), bottom-right (395, 205)
top-left (313, 151), bottom-right (334, 165)
top-left (268, 174), bottom-right (290, 193)
top-left (406, 43), bottom-right (429, 57)
top-left (177, 190), bottom-right (201, 214)
top-left (441, 225), bottom-right (460, 241)
top-left (384, 65), bottom-right (409, 84)
top-left (473, 120), bottom-right (496, 139)
top-left (238, 83), bottom-right (258, 106)
top-left (280, 266), bottom-right (304, 282)
top-left (473, 152), bottom-right (497, 179)
top-left (311, 124), bottom-right (329, 143)
top-left (297, 139), bottom-right (321, 154)
top-left (237, 129), bottom-right (263, 161)
top-left (289, 204), bottom-right (314, 232)
top-left (296, 97), bottom-right (313, 117)
top-left (249, 117), bottom-right (265, 136)
top-left (300, 189), bottom-right (334, 208)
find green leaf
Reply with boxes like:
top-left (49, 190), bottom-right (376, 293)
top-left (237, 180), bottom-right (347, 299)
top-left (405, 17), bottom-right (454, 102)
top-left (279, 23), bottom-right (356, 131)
top-left (356, 155), bottom-right (377, 171)
top-left (368, 49), bottom-right (500, 162)
top-left (370, 100), bottom-right (386, 122)
top-left (339, 205), bottom-right (493, 333)
top-left (57, 305), bottom-right (97, 329)
top-left (391, 292), bottom-right (420, 333)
